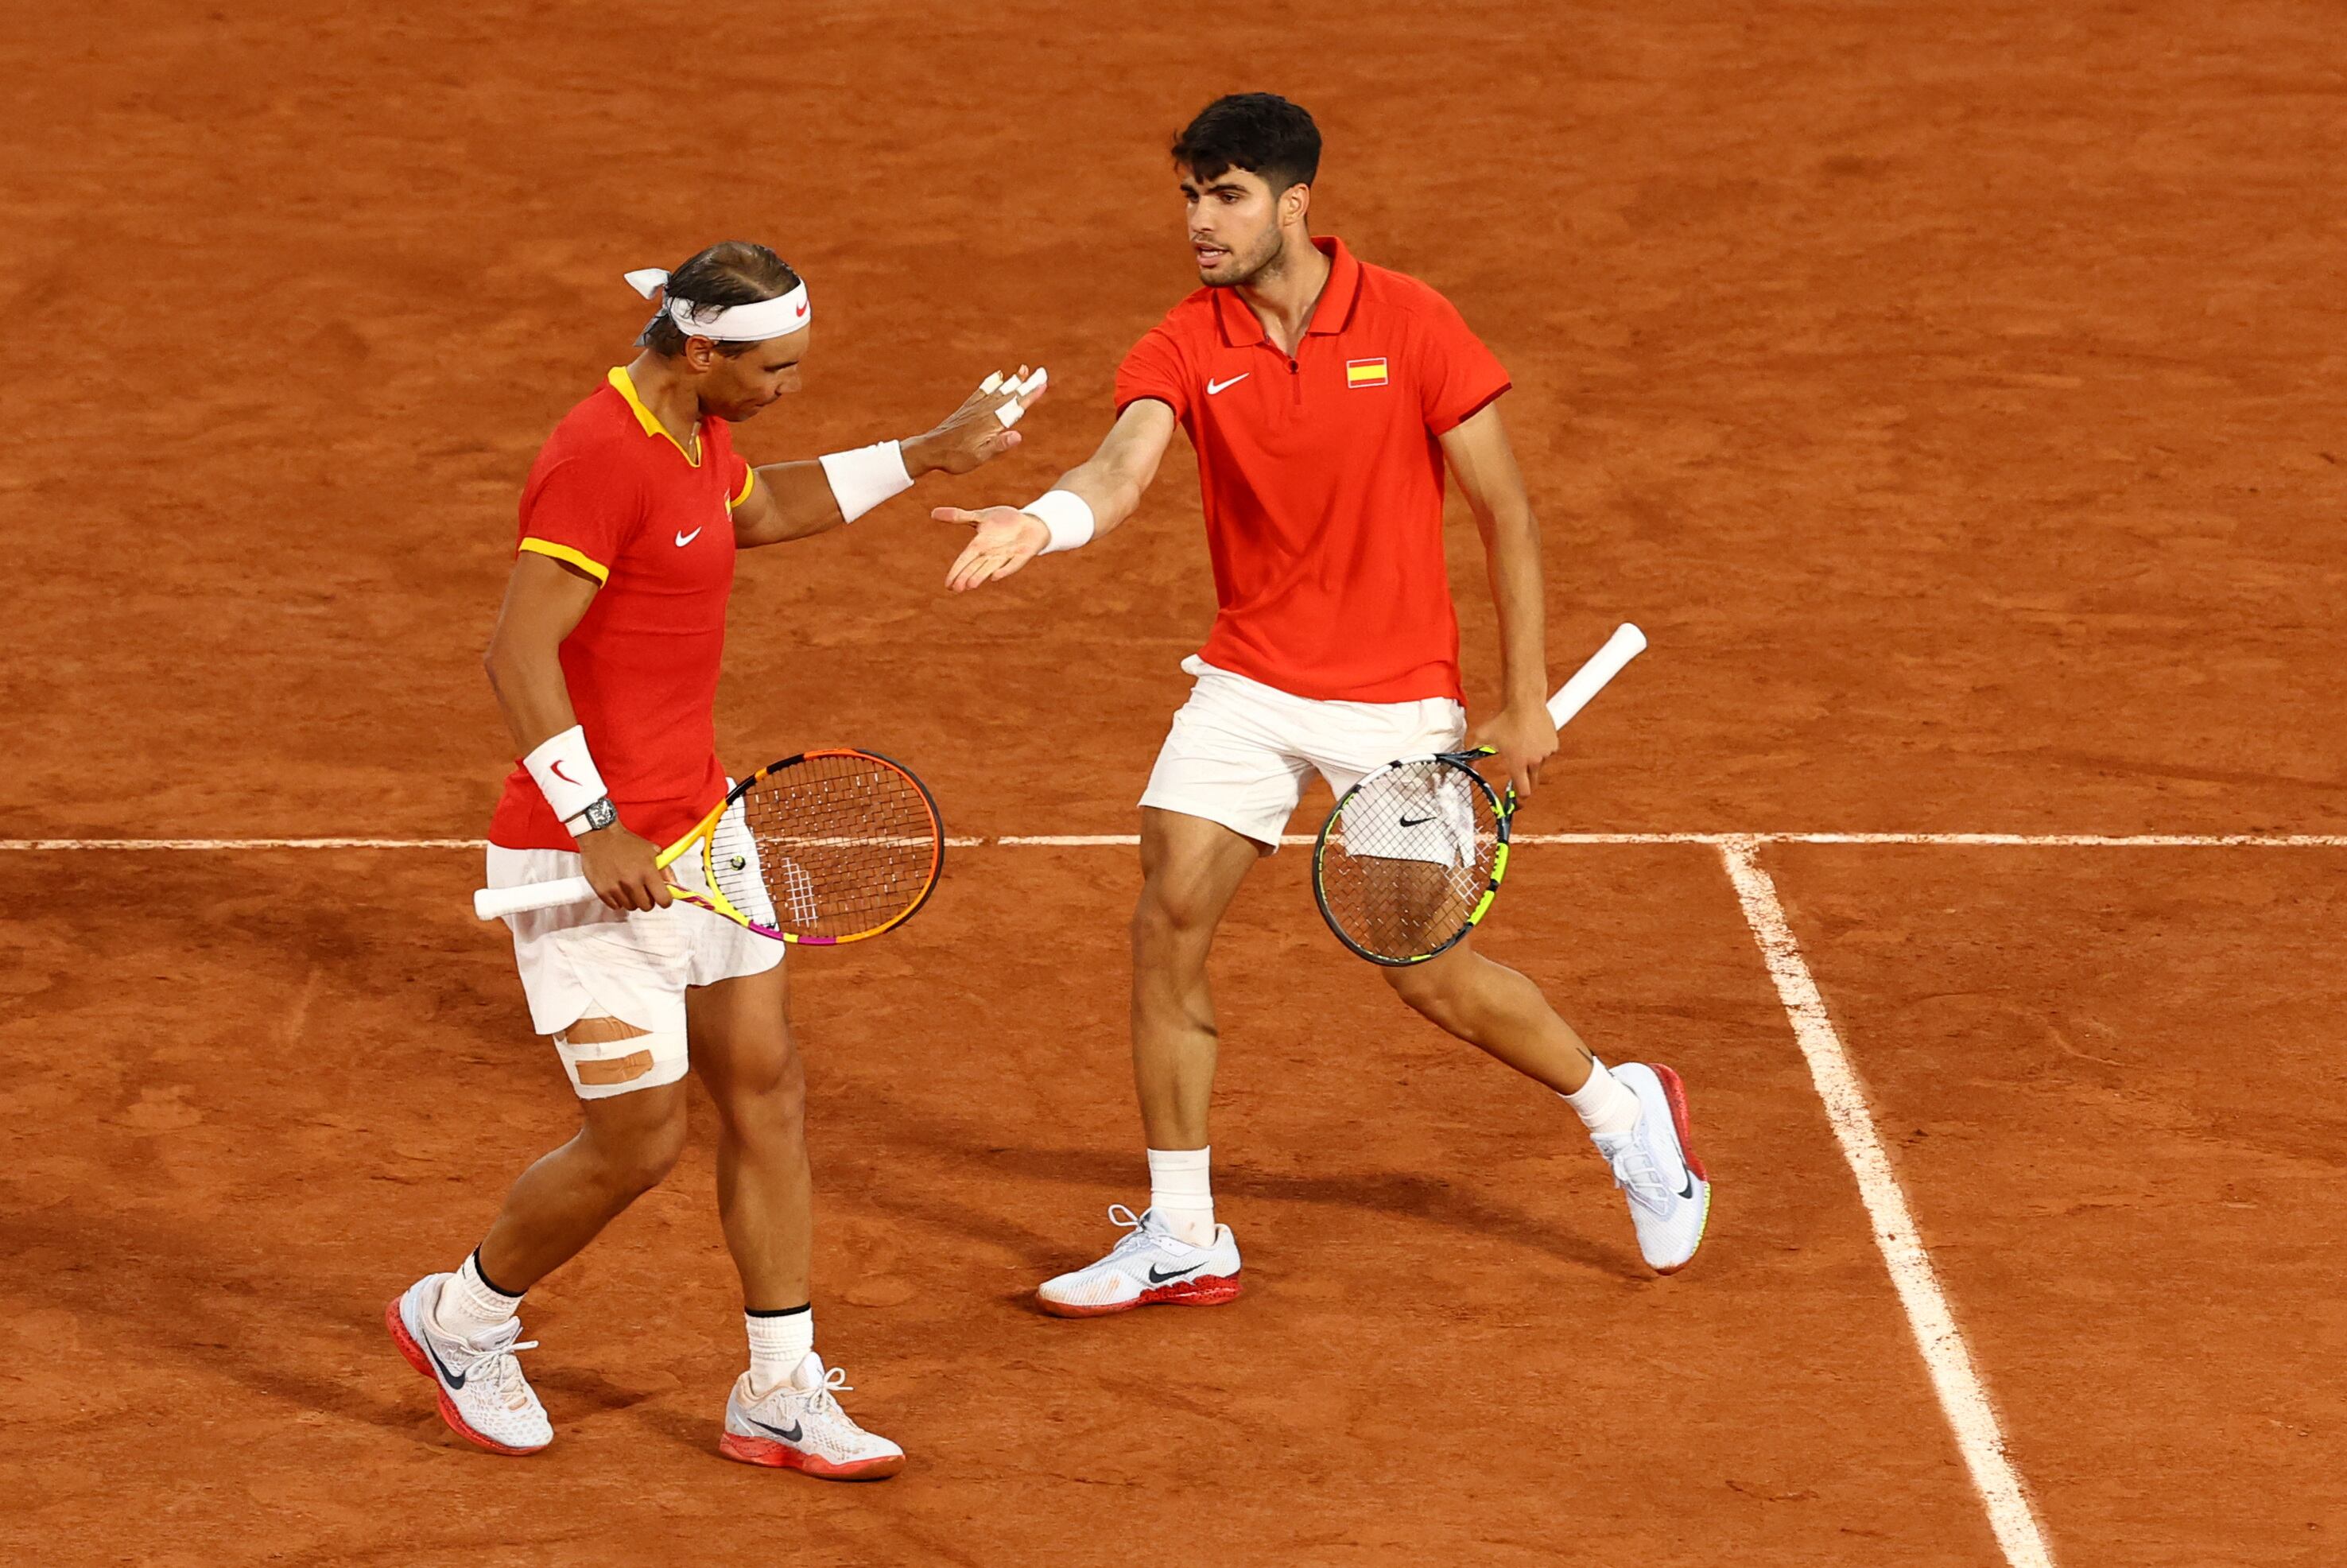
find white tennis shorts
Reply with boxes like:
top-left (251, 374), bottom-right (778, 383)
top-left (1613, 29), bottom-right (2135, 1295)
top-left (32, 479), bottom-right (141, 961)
top-left (487, 838), bottom-right (782, 1099)
top-left (1140, 656), bottom-right (1468, 849)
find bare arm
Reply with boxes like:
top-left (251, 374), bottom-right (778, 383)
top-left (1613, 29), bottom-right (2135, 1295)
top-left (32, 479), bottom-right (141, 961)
top-left (934, 398), bottom-right (1179, 592)
top-left (1439, 401), bottom-right (1558, 798)
top-left (482, 553), bottom-right (669, 910)
top-left (731, 373), bottom-right (1043, 549)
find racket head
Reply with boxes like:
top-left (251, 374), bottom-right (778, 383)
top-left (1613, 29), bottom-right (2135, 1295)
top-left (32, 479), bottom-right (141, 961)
top-left (1313, 751), bottom-right (1511, 965)
top-left (685, 749), bottom-right (945, 945)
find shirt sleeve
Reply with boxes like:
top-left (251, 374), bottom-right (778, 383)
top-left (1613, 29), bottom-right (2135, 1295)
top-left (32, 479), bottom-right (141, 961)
top-left (1114, 321), bottom-right (1192, 421)
top-left (517, 456), bottom-right (639, 584)
top-left (1414, 292), bottom-right (1512, 435)
top-left (727, 452), bottom-right (755, 510)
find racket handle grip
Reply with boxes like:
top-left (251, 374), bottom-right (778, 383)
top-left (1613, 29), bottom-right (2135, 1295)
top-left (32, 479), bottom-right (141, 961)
top-left (1546, 622), bottom-right (1647, 729)
top-left (473, 876), bottom-right (599, 920)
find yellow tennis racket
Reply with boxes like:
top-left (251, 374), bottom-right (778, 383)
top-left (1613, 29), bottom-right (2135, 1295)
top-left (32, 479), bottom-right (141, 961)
top-left (473, 748), bottom-right (944, 945)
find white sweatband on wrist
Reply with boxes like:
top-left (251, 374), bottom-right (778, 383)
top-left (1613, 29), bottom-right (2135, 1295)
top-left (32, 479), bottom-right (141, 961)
top-left (1024, 488), bottom-right (1096, 553)
top-left (817, 441), bottom-right (914, 524)
top-left (523, 724), bottom-right (608, 825)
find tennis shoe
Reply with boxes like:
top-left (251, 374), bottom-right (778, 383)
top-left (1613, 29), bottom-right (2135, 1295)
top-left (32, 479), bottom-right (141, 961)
top-left (1038, 1204), bottom-right (1243, 1317)
top-left (719, 1353), bottom-right (905, 1481)
top-left (385, 1274), bottom-right (552, 1454)
top-left (1594, 1062), bottom-right (1712, 1275)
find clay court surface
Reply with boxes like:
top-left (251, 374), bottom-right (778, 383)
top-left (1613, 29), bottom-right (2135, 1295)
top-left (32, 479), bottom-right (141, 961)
top-left (5, 2), bottom-right (2345, 1563)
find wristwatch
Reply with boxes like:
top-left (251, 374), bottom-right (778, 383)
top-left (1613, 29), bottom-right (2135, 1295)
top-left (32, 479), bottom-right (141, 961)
top-left (568, 796), bottom-right (618, 835)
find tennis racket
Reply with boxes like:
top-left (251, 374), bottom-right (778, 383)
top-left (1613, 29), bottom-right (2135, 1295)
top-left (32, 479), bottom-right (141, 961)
top-left (1312, 623), bottom-right (1647, 965)
top-left (472, 748), bottom-right (945, 945)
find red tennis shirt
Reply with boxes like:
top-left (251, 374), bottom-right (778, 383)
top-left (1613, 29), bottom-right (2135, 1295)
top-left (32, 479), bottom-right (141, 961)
top-left (489, 367), bottom-right (757, 851)
top-left (1113, 235), bottom-right (1511, 704)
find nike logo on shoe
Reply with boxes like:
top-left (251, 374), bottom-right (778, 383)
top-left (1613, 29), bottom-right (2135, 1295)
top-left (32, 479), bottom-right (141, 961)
top-left (420, 1326), bottom-right (467, 1390)
top-left (747, 1415), bottom-right (804, 1443)
top-left (1146, 1263), bottom-right (1204, 1283)
top-left (675, 527), bottom-right (703, 547)
top-left (1205, 375), bottom-right (1249, 396)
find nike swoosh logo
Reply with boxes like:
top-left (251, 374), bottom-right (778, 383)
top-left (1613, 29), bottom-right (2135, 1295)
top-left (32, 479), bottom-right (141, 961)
top-left (1146, 1263), bottom-right (1204, 1283)
top-left (549, 761), bottom-right (578, 786)
top-left (1205, 374), bottom-right (1249, 396)
top-left (747, 1415), bottom-right (804, 1442)
top-left (1399, 814), bottom-right (1433, 827)
top-left (1678, 1173), bottom-right (1697, 1201)
top-left (675, 527), bottom-right (703, 547)
top-left (420, 1328), bottom-right (467, 1390)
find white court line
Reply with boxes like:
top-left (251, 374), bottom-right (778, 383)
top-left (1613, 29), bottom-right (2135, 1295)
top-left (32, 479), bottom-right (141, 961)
top-left (1717, 835), bottom-right (2055, 1568)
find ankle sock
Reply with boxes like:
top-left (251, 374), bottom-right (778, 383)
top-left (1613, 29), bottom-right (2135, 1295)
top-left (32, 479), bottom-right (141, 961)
top-left (1562, 1058), bottom-right (1643, 1140)
top-left (1146, 1147), bottom-right (1216, 1246)
top-left (433, 1249), bottom-right (522, 1341)
top-left (746, 1304), bottom-right (814, 1398)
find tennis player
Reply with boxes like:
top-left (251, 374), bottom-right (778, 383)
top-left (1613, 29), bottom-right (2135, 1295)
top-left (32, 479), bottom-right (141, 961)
top-left (939, 96), bottom-right (1712, 1314)
top-left (388, 241), bottom-right (1039, 1475)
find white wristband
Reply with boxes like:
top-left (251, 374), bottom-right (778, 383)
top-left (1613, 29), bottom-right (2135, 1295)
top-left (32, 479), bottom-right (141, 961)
top-left (818, 440), bottom-right (915, 523)
top-left (1023, 488), bottom-right (1096, 553)
top-left (523, 724), bottom-right (608, 826)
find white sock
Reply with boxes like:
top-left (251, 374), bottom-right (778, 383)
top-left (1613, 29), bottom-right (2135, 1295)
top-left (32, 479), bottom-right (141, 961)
top-left (433, 1251), bottom-right (522, 1341)
top-left (746, 1306), bottom-right (815, 1398)
top-left (1147, 1147), bottom-right (1216, 1247)
top-left (1562, 1058), bottom-right (1642, 1141)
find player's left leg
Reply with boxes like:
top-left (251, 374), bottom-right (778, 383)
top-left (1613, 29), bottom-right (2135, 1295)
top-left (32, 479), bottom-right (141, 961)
top-left (687, 958), bottom-right (904, 1481)
top-left (1379, 938), bottom-right (1711, 1273)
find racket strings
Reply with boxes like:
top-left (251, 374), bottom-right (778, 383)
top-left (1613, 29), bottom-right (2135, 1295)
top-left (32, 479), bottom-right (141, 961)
top-left (713, 755), bottom-right (939, 939)
top-left (1317, 760), bottom-right (1501, 962)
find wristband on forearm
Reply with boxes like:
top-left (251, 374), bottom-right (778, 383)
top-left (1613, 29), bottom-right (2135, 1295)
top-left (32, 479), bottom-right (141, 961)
top-left (523, 724), bottom-right (608, 827)
top-left (1024, 488), bottom-right (1096, 553)
top-left (818, 441), bottom-right (915, 523)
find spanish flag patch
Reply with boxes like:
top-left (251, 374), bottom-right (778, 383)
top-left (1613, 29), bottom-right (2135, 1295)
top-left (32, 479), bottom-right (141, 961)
top-left (1345, 358), bottom-right (1390, 388)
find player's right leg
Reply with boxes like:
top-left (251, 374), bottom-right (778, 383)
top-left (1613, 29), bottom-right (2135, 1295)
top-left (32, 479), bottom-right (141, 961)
top-left (1038, 661), bottom-right (1300, 1317)
top-left (388, 845), bottom-right (699, 1453)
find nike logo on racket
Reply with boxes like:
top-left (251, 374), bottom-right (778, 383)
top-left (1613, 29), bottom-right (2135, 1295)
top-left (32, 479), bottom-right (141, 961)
top-left (747, 1415), bottom-right (805, 1443)
top-left (1205, 374), bottom-right (1250, 396)
top-left (1399, 814), bottom-right (1434, 828)
top-left (1146, 1262), bottom-right (1205, 1283)
top-left (676, 526), bottom-right (703, 547)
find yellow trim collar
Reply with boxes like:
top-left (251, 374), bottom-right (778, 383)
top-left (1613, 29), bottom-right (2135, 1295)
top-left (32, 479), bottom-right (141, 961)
top-left (518, 538), bottom-right (611, 584)
top-left (606, 366), bottom-right (702, 467)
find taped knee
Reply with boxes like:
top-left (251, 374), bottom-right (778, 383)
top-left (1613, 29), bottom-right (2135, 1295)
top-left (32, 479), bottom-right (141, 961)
top-left (553, 1009), bottom-right (688, 1100)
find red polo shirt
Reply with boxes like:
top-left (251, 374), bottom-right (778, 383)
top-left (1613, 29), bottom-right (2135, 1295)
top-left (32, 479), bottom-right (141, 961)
top-left (1113, 236), bottom-right (1510, 704)
top-left (489, 367), bottom-right (757, 851)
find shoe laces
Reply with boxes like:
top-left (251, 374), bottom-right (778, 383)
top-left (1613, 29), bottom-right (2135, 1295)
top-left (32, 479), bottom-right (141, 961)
top-left (1598, 1129), bottom-right (1676, 1217)
top-left (1103, 1203), bottom-right (1179, 1257)
top-left (802, 1364), bottom-right (853, 1419)
top-left (455, 1319), bottom-right (540, 1409)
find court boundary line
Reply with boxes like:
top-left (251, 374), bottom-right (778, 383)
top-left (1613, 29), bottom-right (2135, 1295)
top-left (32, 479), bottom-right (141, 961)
top-left (1717, 836), bottom-right (2054, 1568)
top-left (3, 831), bottom-right (2343, 851)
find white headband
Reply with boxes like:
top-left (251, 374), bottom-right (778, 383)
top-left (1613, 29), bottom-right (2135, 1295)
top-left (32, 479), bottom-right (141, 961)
top-left (624, 266), bottom-right (811, 342)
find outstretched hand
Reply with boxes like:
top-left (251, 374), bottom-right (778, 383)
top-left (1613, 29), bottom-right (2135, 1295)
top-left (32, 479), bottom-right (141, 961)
top-left (935, 505), bottom-right (1050, 593)
top-left (904, 367), bottom-right (1048, 477)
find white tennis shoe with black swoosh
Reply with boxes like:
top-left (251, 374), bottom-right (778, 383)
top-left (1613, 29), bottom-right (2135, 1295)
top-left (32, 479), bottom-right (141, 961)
top-left (1594, 1062), bottom-right (1712, 1274)
top-left (385, 1274), bottom-right (552, 1454)
top-left (720, 1353), bottom-right (904, 1480)
top-left (1037, 1205), bottom-right (1243, 1317)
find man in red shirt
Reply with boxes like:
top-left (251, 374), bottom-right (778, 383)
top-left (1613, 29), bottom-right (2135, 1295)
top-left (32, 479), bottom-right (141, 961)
top-left (940, 96), bottom-right (1712, 1314)
top-left (388, 241), bottom-right (1040, 1477)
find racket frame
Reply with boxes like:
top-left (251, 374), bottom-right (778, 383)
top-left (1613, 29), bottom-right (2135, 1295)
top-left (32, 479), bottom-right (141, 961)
top-left (1311, 748), bottom-right (1514, 967)
top-left (475, 747), bottom-right (945, 945)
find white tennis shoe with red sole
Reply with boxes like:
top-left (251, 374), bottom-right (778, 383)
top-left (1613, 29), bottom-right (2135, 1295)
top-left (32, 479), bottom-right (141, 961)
top-left (1038, 1205), bottom-right (1243, 1318)
top-left (1595, 1062), bottom-right (1712, 1274)
top-left (386, 1275), bottom-right (552, 1454)
top-left (719, 1354), bottom-right (904, 1481)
